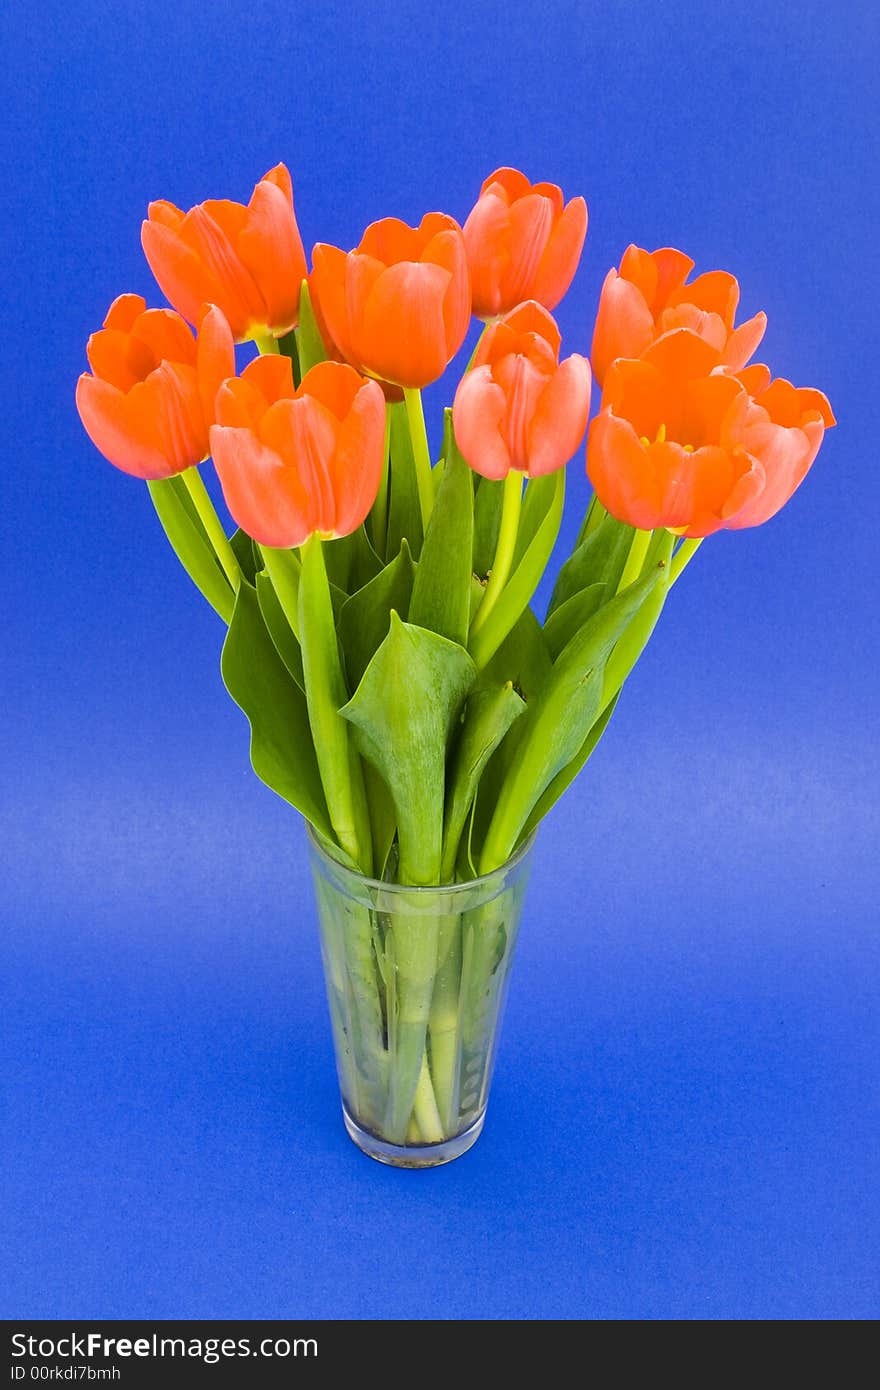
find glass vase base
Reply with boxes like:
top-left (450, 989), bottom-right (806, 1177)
top-left (342, 1107), bottom-right (486, 1169)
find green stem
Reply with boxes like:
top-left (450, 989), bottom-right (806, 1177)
top-left (252, 330), bottom-right (280, 355)
top-left (403, 386), bottom-right (434, 533)
top-left (616, 527), bottom-right (652, 593)
top-left (669, 536), bottom-right (703, 585)
top-left (469, 470), bottom-right (523, 641)
top-left (469, 467), bottom-right (564, 672)
top-left (297, 534), bottom-right (371, 872)
top-left (258, 544), bottom-right (301, 640)
top-left (179, 466), bottom-right (240, 592)
top-left (412, 1053), bottom-right (444, 1143)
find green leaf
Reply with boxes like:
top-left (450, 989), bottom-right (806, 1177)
top-left (601, 531), bottom-right (675, 705)
top-left (336, 540), bottom-right (415, 691)
top-left (386, 400), bottom-right (424, 560)
top-left (480, 562), bottom-right (666, 870)
top-left (472, 475), bottom-right (503, 579)
top-left (147, 477), bottom-right (234, 622)
top-left (542, 582), bottom-right (604, 660)
top-left (469, 606), bottom-right (551, 857)
top-left (255, 570), bottom-right (304, 689)
top-left (548, 510), bottom-right (634, 617)
top-left (230, 527), bottom-right (259, 585)
top-left (322, 524), bottom-right (382, 595)
top-left (481, 603), bottom-right (552, 702)
top-left (296, 281), bottom-right (328, 376)
top-left (341, 614), bottom-right (476, 885)
top-left (441, 678), bottom-right (526, 880)
top-left (277, 328), bottom-right (301, 385)
top-left (408, 442), bottom-right (473, 646)
top-left (519, 691), bottom-right (620, 841)
top-left (221, 580), bottom-right (330, 833)
top-left (512, 472), bottom-right (558, 568)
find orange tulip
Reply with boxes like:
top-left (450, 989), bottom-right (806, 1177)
top-left (586, 330), bottom-right (835, 537)
top-left (210, 357), bottom-right (386, 548)
top-left (141, 164), bottom-right (307, 343)
top-left (591, 244), bottom-right (767, 387)
top-left (463, 167), bottom-right (587, 320)
top-left (453, 301), bottom-right (591, 480)
top-left (309, 214), bottom-right (470, 389)
top-left (719, 364), bottom-right (836, 529)
top-left (76, 295), bottom-right (234, 479)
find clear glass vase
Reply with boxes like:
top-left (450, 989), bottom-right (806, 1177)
top-left (307, 826), bottom-right (534, 1168)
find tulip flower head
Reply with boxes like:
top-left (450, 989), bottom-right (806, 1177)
top-left (453, 301), bottom-right (591, 480)
top-left (463, 167), bottom-right (588, 320)
top-left (591, 244), bottom-right (767, 388)
top-left (587, 330), bottom-right (834, 537)
top-left (210, 357), bottom-right (386, 549)
top-left (309, 214), bottom-right (471, 390)
top-left (75, 295), bottom-right (234, 479)
top-left (141, 164), bottom-right (307, 344)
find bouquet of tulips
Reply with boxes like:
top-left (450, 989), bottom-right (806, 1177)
top-left (76, 164), bottom-right (834, 1162)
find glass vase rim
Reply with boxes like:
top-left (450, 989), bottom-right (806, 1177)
top-left (305, 821), bottom-right (536, 897)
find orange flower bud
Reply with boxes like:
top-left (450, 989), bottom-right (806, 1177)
top-left (210, 357), bottom-right (386, 548)
top-left (463, 168), bottom-right (587, 320)
top-left (453, 301), bottom-right (591, 479)
top-left (309, 214), bottom-right (470, 389)
top-left (75, 296), bottom-right (234, 479)
top-left (141, 164), bottom-right (307, 343)
top-left (586, 329), bottom-right (834, 536)
top-left (591, 244), bottom-right (767, 387)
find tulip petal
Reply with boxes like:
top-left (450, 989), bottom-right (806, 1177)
top-left (240, 352), bottom-right (296, 407)
top-left (297, 360), bottom-right (364, 419)
top-left (722, 310), bottom-right (768, 371)
top-left (527, 354), bottom-right (591, 476)
top-left (587, 412), bottom-right (664, 531)
top-left (196, 304), bottom-right (236, 427)
top-left (423, 227), bottom-right (471, 360)
top-left (481, 167), bottom-right (534, 202)
top-left (502, 192), bottom-right (554, 305)
top-left (329, 379), bottom-right (386, 536)
top-left (262, 162), bottom-right (294, 204)
top-left (359, 260), bottom-right (452, 388)
top-left (86, 328), bottom-right (157, 392)
top-left (76, 372), bottom-right (173, 479)
top-left (463, 189), bottom-right (511, 319)
top-left (142, 219), bottom-right (229, 333)
top-left (531, 195), bottom-right (587, 311)
top-left (723, 416), bottom-right (814, 528)
top-left (238, 176), bottom-right (306, 333)
top-left (310, 244), bottom-right (355, 362)
top-left (732, 362), bottom-right (773, 395)
top-left (359, 216), bottom-right (425, 265)
top-left (211, 424), bottom-right (315, 548)
top-left (452, 367), bottom-right (512, 480)
top-left (103, 293), bottom-right (147, 332)
top-left (657, 302), bottom-right (728, 353)
top-left (501, 300), bottom-right (562, 356)
top-left (601, 357), bottom-right (674, 441)
top-left (131, 308), bottom-right (197, 366)
top-left (648, 247), bottom-right (695, 308)
top-left (591, 270), bottom-right (655, 386)
top-left (669, 270), bottom-right (739, 326)
top-left (183, 205), bottom-right (266, 338)
top-left (642, 327), bottom-right (723, 381)
top-left (147, 361), bottom-right (208, 472)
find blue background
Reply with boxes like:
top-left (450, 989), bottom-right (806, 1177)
top-left (2, 0), bottom-right (877, 1321)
